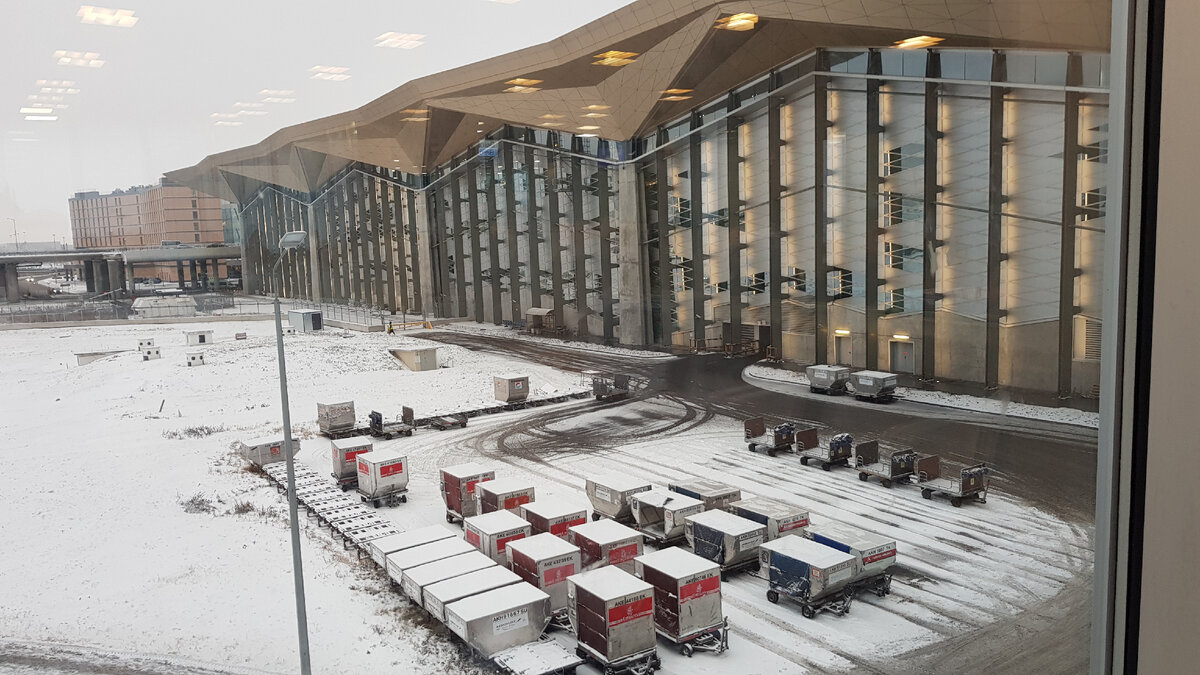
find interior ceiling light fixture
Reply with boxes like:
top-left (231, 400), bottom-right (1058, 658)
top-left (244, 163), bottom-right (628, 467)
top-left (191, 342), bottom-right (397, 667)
top-left (261, 97), bottom-right (296, 104)
top-left (54, 50), bottom-right (105, 67)
top-left (236, 110), bottom-right (268, 117)
top-left (582, 104), bottom-right (610, 111)
top-left (234, 102), bottom-right (264, 108)
top-left (504, 85), bottom-right (541, 93)
top-left (401, 108), bottom-right (428, 114)
top-left (210, 113), bottom-right (239, 119)
top-left (260, 89), bottom-right (294, 96)
top-left (78, 6), bottom-right (138, 27)
top-left (578, 133), bottom-right (598, 138)
top-left (376, 32), bottom-right (425, 49)
top-left (538, 114), bottom-right (565, 119)
top-left (578, 125), bottom-right (600, 131)
top-left (214, 121), bottom-right (243, 127)
top-left (894, 35), bottom-right (944, 49)
top-left (540, 122), bottom-right (564, 127)
top-left (25, 115), bottom-right (59, 121)
top-left (36, 80), bottom-right (75, 87)
top-left (309, 65), bottom-right (351, 81)
top-left (715, 13), bottom-right (758, 31)
top-left (662, 88), bottom-right (693, 95)
top-left (41, 87), bottom-right (80, 95)
top-left (487, 0), bottom-right (520, 4)
top-left (506, 78), bottom-right (542, 86)
top-left (660, 95), bottom-right (692, 101)
top-left (19, 107), bottom-right (54, 115)
top-left (593, 50), bottom-right (637, 67)
top-left (401, 116), bottom-right (430, 122)
top-left (28, 95), bottom-right (64, 102)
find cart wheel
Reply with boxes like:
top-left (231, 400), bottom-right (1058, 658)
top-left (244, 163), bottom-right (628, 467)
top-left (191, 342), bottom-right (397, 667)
top-left (747, 443), bottom-right (756, 452)
top-left (592, 512), bottom-right (602, 521)
top-left (576, 647), bottom-right (588, 659)
top-left (373, 499), bottom-right (382, 508)
top-left (843, 604), bottom-right (850, 615)
top-left (800, 457), bottom-right (809, 466)
top-left (767, 589), bottom-right (779, 604)
top-left (801, 605), bottom-right (816, 619)
top-left (921, 489), bottom-right (933, 500)
top-left (822, 462), bottom-right (831, 471)
top-left (446, 513), bottom-right (454, 523)
top-left (950, 497), bottom-right (963, 508)
top-left (881, 479), bottom-right (892, 488)
top-left (405, 430), bottom-right (413, 437)
top-left (858, 472), bottom-right (869, 481)
top-left (400, 494), bottom-right (407, 503)
top-left (768, 448), bottom-right (777, 457)
top-left (681, 643), bottom-right (694, 657)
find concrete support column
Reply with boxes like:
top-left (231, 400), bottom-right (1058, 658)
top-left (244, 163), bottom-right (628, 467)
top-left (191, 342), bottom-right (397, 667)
top-left (617, 163), bottom-right (647, 345)
top-left (189, 260), bottom-right (199, 290)
top-left (211, 258), bottom-right (220, 290)
top-left (199, 259), bottom-right (209, 291)
top-left (84, 261), bottom-right (96, 293)
top-left (97, 260), bottom-right (111, 294)
top-left (3, 264), bottom-right (19, 302)
top-left (405, 187), bottom-right (424, 315)
top-left (413, 190), bottom-right (435, 316)
top-left (107, 259), bottom-right (122, 297)
top-left (176, 261), bottom-right (185, 290)
top-left (125, 262), bottom-right (135, 297)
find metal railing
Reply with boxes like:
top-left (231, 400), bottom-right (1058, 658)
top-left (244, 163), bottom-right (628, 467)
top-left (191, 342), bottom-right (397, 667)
top-left (0, 294), bottom-right (304, 325)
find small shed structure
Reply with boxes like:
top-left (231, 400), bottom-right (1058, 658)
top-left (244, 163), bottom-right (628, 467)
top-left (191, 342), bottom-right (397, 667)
top-left (186, 352), bottom-right (205, 367)
top-left (391, 347), bottom-right (439, 372)
top-left (525, 307), bottom-right (558, 334)
top-left (183, 330), bottom-right (213, 346)
top-left (288, 309), bottom-right (323, 332)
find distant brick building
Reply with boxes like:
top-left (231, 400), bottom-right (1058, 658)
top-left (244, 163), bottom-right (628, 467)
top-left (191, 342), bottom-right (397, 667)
top-left (69, 180), bottom-right (227, 281)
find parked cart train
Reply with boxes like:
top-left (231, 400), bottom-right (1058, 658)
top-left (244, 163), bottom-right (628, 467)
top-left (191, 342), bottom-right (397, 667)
top-left (916, 456), bottom-right (990, 506)
top-left (797, 433), bottom-right (859, 471)
top-left (854, 442), bottom-right (917, 488)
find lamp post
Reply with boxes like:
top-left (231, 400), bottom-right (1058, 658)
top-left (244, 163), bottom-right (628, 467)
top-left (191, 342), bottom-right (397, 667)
top-left (4, 218), bottom-right (15, 252)
top-left (272, 230), bottom-right (312, 675)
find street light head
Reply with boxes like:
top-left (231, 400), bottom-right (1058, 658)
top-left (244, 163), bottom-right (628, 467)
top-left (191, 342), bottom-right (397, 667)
top-left (278, 231), bottom-right (308, 250)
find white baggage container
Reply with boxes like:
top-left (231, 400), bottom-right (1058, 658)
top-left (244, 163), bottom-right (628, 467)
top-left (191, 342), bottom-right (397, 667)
top-left (317, 401), bottom-right (356, 433)
top-left (805, 364), bottom-right (852, 393)
top-left (423, 566), bottom-right (523, 622)
top-left (850, 370), bottom-right (899, 401)
top-left (635, 547), bottom-right (723, 641)
top-left (236, 436), bottom-right (285, 467)
top-left (507, 533), bottom-right (582, 613)
top-left (803, 521), bottom-right (897, 580)
top-left (464, 510), bottom-right (531, 565)
top-left (568, 519), bottom-right (644, 573)
top-left (629, 490), bottom-right (704, 543)
top-left (760, 535), bottom-right (857, 603)
top-left (445, 583), bottom-right (553, 659)
top-left (476, 477), bottom-right (535, 515)
top-left (385, 537), bottom-right (476, 586)
top-left (331, 435), bottom-right (372, 480)
top-left (520, 498), bottom-right (588, 538)
top-left (369, 525), bottom-right (457, 567)
top-left (568, 566), bottom-right (656, 665)
top-left (729, 497), bottom-right (811, 539)
top-left (401, 550), bottom-right (496, 601)
top-left (667, 479), bottom-right (741, 511)
top-left (356, 448), bottom-right (408, 504)
top-left (585, 474), bottom-right (652, 523)
top-left (685, 509), bottom-right (766, 570)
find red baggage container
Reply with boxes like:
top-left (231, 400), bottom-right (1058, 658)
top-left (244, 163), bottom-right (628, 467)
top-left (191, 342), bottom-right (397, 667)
top-left (568, 519), bottom-right (644, 573)
top-left (520, 498), bottom-right (587, 538)
top-left (440, 462), bottom-right (495, 521)
top-left (476, 477), bottom-right (535, 515)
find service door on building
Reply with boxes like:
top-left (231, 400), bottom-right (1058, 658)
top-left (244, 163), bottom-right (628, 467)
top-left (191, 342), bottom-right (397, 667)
top-left (890, 340), bottom-right (915, 374)
top-left (835, 336), bottom-right (851, 365)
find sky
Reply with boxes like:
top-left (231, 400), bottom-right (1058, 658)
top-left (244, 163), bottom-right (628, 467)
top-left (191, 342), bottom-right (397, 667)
top-left (0, 0), bottom-right (636, 246)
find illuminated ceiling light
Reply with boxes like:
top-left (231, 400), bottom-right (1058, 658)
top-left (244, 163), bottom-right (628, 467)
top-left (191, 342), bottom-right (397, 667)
top-left (662, 88), bottom-right (693, 95)
top-left (660, 95), bottom-right (692, 101)
top-left (234, 101), bottom-right (264, 108)
top-left (41, 87), bottom-right (80, 94)
top-left (578, 125), bottom-right (600, 131)
top-left (592, 50), bottom-right (637, 67)
top-left (28, 95), bottom-right (64, 102)
top-left (538, 114), bottom-right (565, 119)
top-left (214, 121), bottom-right (243, 127)
top-left (236, 110), bottom-right (268, 117)
top-left (540, 122), bottom-right (563, 127)
top-left (19, 107), bottom-right (53, 115)
top-left (578, 133), bottom-right (598, 138)
top-left (261, 97), bottom-right (296, 104)
top-left (259, 89), bottom-right (295, 96)
top-left (49, 103), bottom-right (70, 109)
top-left (375, 32), bottom-right (425, 49)
top-left (36, 79), bottom-right (75, 87)
top-left (309, 65), bottom-right (351, 81)
top-left (834, 329), bottom-right (851, 335)
top-left (54, 50), bottom-right (105, 67)
top-left (715, 13), bottom-right (759, 31)
top-left (401, 108), bottom-right (429, 114)
top-left (894, 35), bottom-right (944, 49)
top-left (78, 6), bottom-right (139, 27)
top-left (401, 116), bottom-right (430, 122)
top-left (582, 112), bottom-right (609, 118)
top-left (582, 104), bottom-right (610, 111)
top-left (25, 115), bottom-right (59, 121)
top-left (892, 334), bottom-right (911, 340)
top-left (210, 113), bottom-right (239, 119)
top-left (504, 85), bottom-right (541, 93)
top-left (506, 78), bottom-right (543, 86)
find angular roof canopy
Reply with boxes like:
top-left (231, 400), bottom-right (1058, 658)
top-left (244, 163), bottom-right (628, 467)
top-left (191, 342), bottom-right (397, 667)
top-left (167, 0), bottom-right (1111, 203)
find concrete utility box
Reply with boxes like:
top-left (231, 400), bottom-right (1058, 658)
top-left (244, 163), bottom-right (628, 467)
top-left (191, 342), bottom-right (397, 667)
top-left (317, 401), bottom-right (356, 434)
top-left (141, 347), bottom-right (161, 361)
top-left (476, 478), bottom-right (535, 515)
top-left (186, 352), bottom-right (205, 367)
top-left (391, 347), bottom-right (439, 372)
top-left (288, 309), bottom-right (323, 332)
top-left (237, 436), bottom-right (285, 467)
top-left (137, 338), bottom-right (155, 350)
top-left (133, 296), bottom-right (197, 318)
top-left (568, 566), bottom-right (656, 666)
top-left (508, 533), bottom-right (582, 614)
top-left (494, 374), bottom-right (530, 403)
top-left (183, 330), bottom-right (213, 346)
top-left (282, 326), bottom-right (296, 336)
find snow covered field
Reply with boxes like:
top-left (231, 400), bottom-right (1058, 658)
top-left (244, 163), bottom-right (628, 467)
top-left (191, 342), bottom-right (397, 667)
top-left (0, 322), bottom-right (1092, 674)
top-left (745, 363), bottom-right (1101, 429)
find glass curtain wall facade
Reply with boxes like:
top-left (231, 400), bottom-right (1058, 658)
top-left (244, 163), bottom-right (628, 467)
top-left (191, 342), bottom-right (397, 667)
top-left (241, 47), bottom-right (1107, 396)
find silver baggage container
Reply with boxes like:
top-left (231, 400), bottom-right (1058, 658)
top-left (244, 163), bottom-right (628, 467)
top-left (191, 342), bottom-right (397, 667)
top-left (401, 550), bottom-right (496, 601)
top-left (369, 525), bottom-right (456, 567)
top-left (445, 583), bottom-right (552, 658)
top-left (423, 566), bottom-right (523, 622)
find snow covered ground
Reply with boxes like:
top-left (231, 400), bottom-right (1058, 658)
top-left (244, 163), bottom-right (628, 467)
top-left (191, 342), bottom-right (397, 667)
top-left (0, 322), bottom-right (1092, 674)
top-left (745, 363), bottom-right (1101, 429)
top-left (441, 322), bottom-right (675, 360)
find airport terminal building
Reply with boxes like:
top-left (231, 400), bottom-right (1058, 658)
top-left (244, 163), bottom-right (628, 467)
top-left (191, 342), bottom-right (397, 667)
top-left (169, 1), bottom-right (1110, 397)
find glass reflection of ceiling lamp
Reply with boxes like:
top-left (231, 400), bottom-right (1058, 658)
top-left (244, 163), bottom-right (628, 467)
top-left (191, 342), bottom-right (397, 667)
top-left (715, 13), bottom-right (758, 31)
top-left (894, 35), bottom-right (944, 49)
top-left (401, 109), bottom-right (429, 114)
top-left (402, 117), bottom-right (430, 122)
top-left (538, 114), bottom-right (565, 119)
top-left (54, 50), bottom-right (105, 68)
top-left (578, 125), bottom-right (600, 131)
top-left (582, 104), bottom-right (610, 111)
top-left (504, 85), bottom-right (541, 93)
top-left (582, 112), bottom-right (608, 118)
top-left (506, 78), bottom-right (542, 86)
top-left (593, 50), bottom-right (637, 66)
top-left (540, 122), bottom-right (564, 127)
top-left (78, 6), bottom-right (139, 27)
top-left (660, 95), bottom-right (692, 101)
top-left (309, 66), bottom-right (351, 81)
top-left (375, 32), bottom-right (425, 49)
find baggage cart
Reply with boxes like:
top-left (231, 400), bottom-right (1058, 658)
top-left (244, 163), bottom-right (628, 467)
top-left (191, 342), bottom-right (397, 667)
top-left (465, 510), bottom-right (533, 565)
top-left (683, 510), bottom-right (766, 579)
top-left (728, 497), bottom-right (810, 540)
top-left (849, 370), bottom-right (899, 402)
top-left (477, 478), bottom-right (536, 515)
top-left (424, 566), bottom-right (523, 622)
top-left (429, 413), bottom-right (469, 430)
top-left (343, 522), bottom-right (401, 556)
top-left (368, 408), bottom-right (414, 439)
top-left (495, 374), bottom-right (532, 404)
top-left (445, 583), bottom-right (553, 659)
top-left (666, 479), bottom-right (741, 511)
top-left (508, 533), bottom-right (583, 617)
top-left (802, 521), bottom-right (896, 598)
top-left (805, 365), bottom-right (852, 395)
top-left (493, 635), bottom-right (585, 675)
top-left (316, 401), bottom-right (358, 437)
top-left (854, 442), bottom-right (917, 487)
top-left (568, 520), bottom-right (644, 573)
top-left (634, 547), bottom-right (728, 656)
top-left (369, 525), bottom-right (457, 568)
top-left (797, 433), bottom-right (856, 471)
top-left (521, 499), bottom-right (588, 538)
top-left (355, 448), bottom-right (409, 507)
top-left (916, 456), bottom-right (990, 507)
top-left (236, 436), bottom-right (285, 467)
top-left (592, 373), bottom-right (632, 402)
top-left (628, 490), bottom-right (704, 546)
top-left (569, 567), bottom-right (660, 675)
top-left (760, 535), bottom-right (858, 618)
top-left (401, 550), bottom-right (497, 601)
top-left (330, 435), bottom-right (372, 490)
top-left (441, 462), bottom-right (496, 524)
top-left (586, 475), bottom-right (652, 524)
top-left (385, 537), bottom-right (476, 587)
top-left (743, 417), bottom-right (798, 456)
